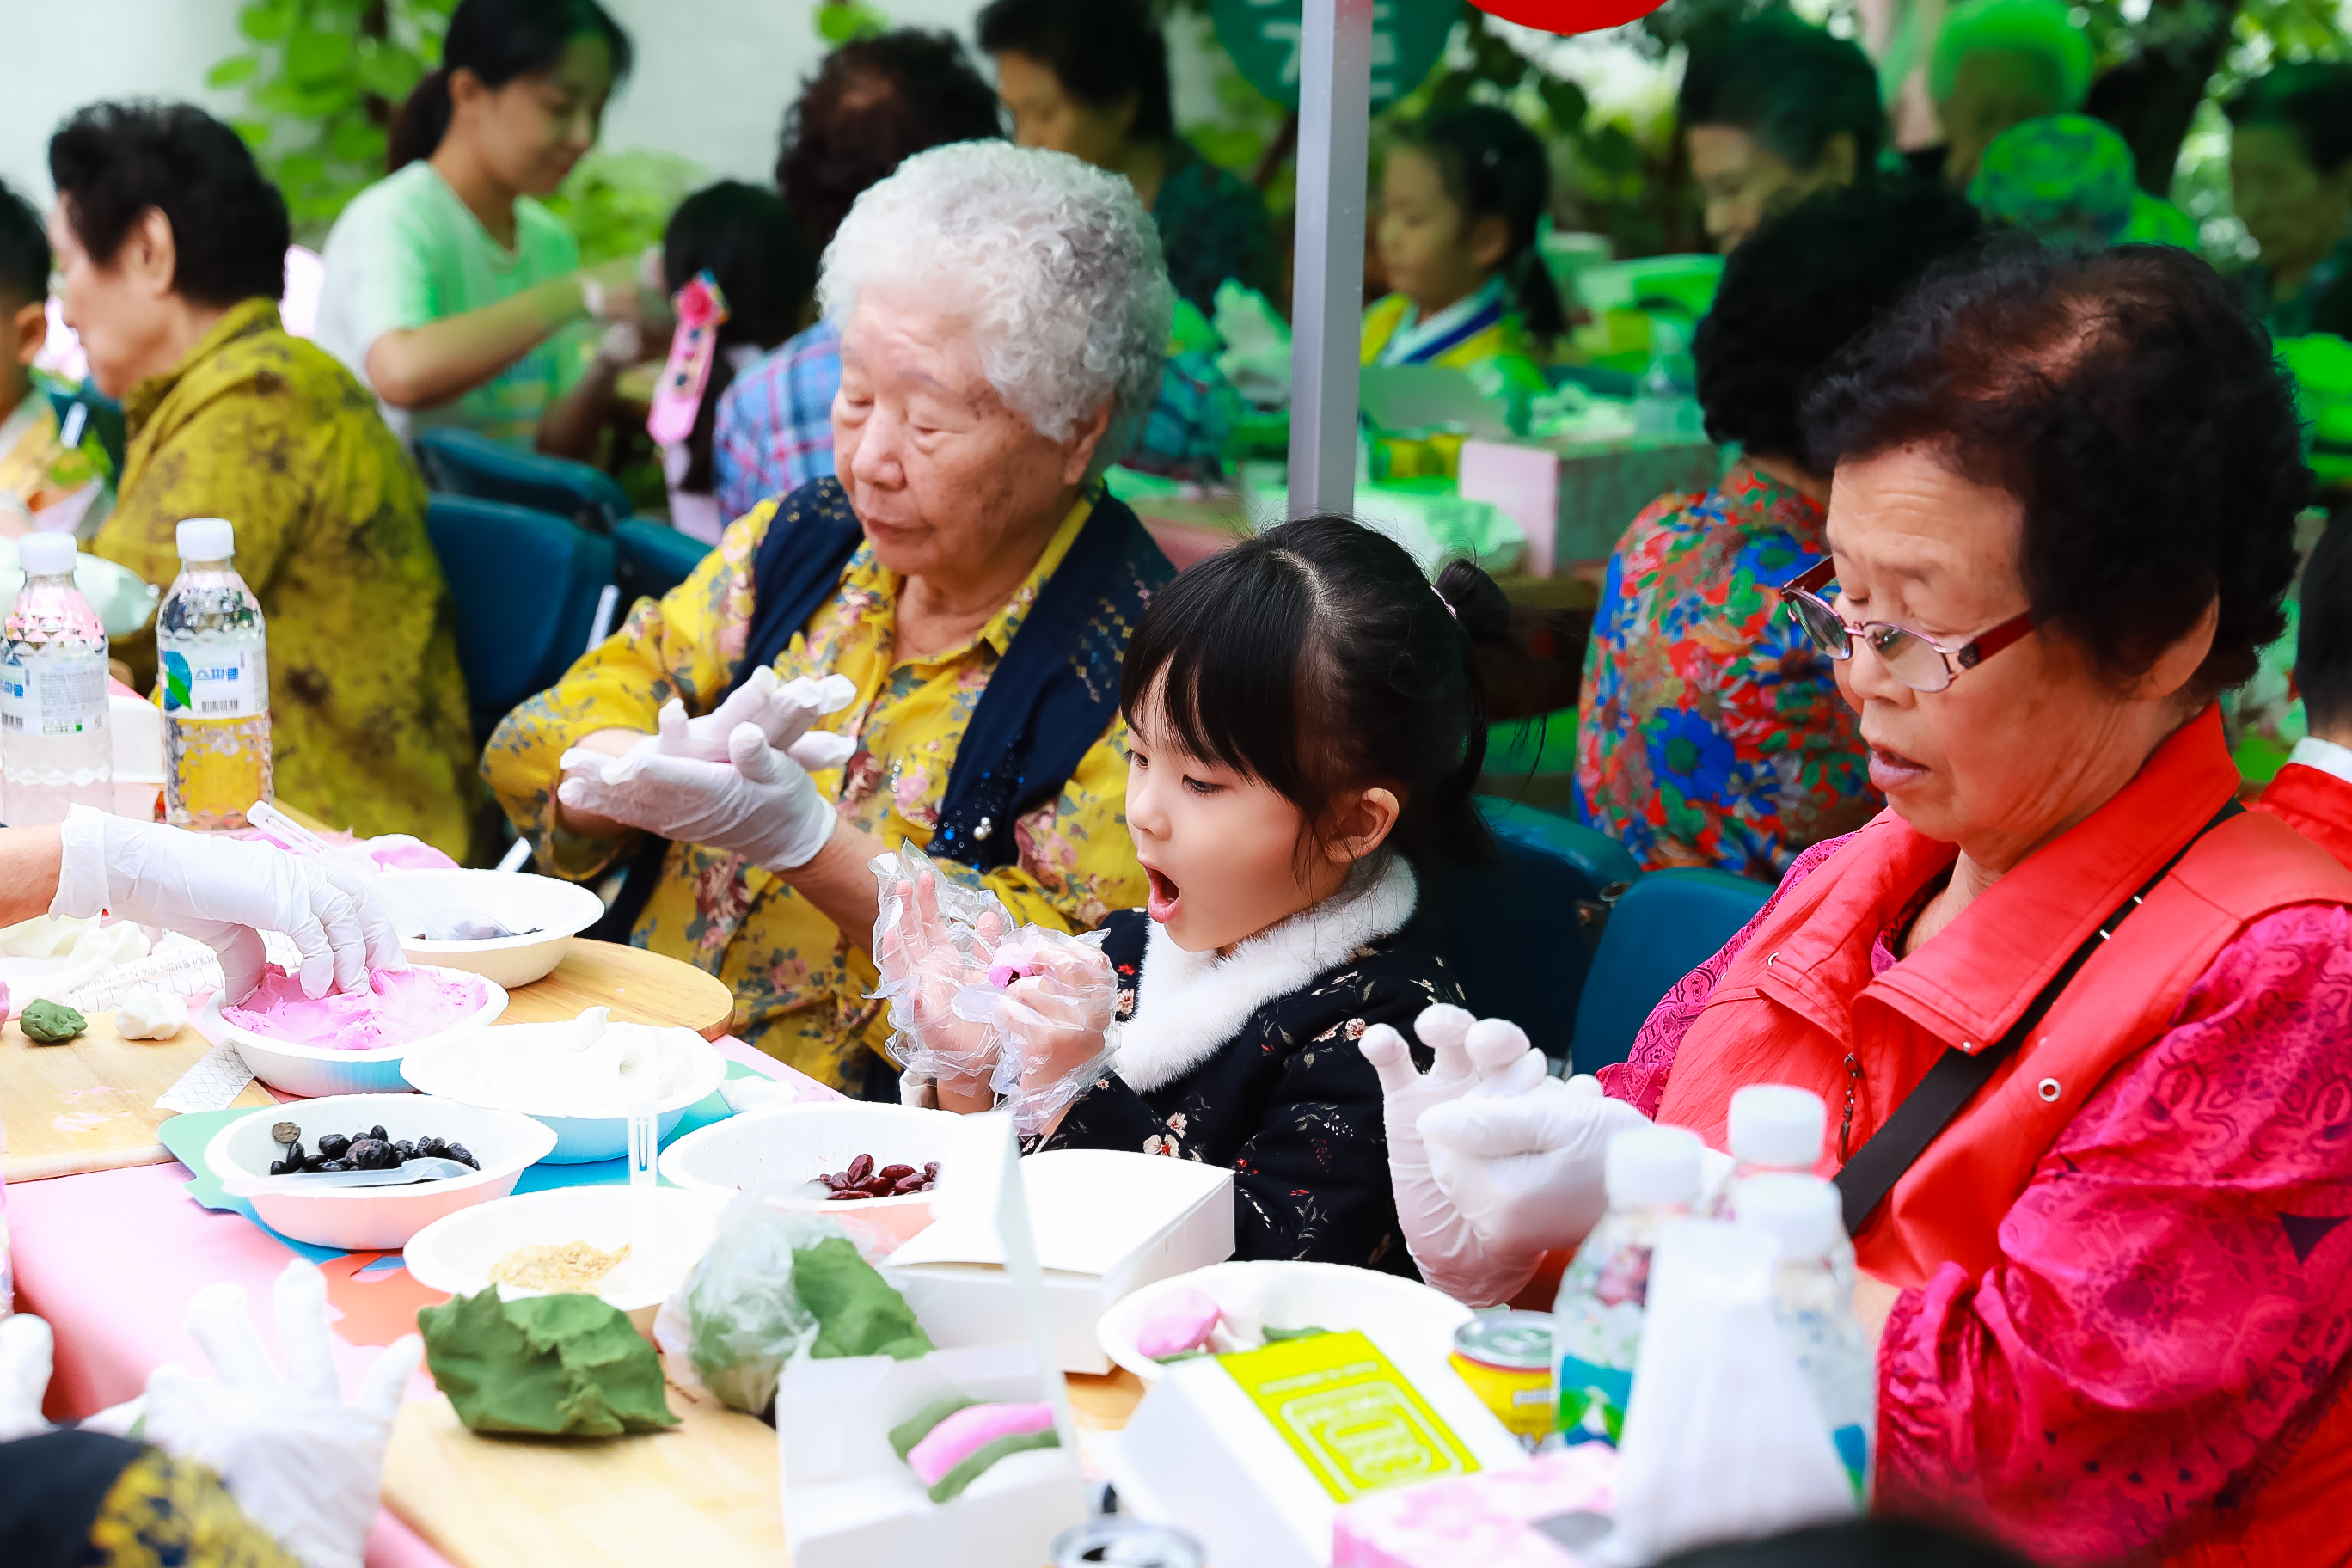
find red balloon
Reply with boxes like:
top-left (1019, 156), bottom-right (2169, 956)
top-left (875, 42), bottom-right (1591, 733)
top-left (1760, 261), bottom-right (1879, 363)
top-left (1468, 0), bottom-right (1668, 33)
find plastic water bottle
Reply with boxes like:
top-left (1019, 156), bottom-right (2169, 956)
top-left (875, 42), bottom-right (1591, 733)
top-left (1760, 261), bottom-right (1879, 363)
top-left (1741, 1172), bottom-right (1875, 1503)
top-left (1551, 1123), bottom-right (1703, 1444)
top-left (1706, 1085), bottom-right (1858, 1287)
top-left (1, 531), bottom-right (112, 824)
top-left (157, 518), bottom-right (271, 830)
top-left (1632, 322), bottom-right (1703, 441)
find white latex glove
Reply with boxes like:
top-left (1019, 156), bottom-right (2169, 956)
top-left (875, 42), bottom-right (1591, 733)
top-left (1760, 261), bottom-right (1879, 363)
top-left (557, 720), bottom-right (838, 870)
top-left (626, 668), bottom-right (857, 775)
top-left (1419, 1073), bottom-right (1656, 1262)
top-left (1361, 1007), bottom-right (1553, 1305)
top-left (50, 806), bottom-right (404, 1003)
top-left (142, 1260), bottom-right (422, 1568)
top-left (0, 1312), bottom-right (54, 1442)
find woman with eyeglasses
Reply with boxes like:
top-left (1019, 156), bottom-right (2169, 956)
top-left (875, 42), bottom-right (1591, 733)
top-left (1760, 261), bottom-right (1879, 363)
top-left (1381, 244), bottom-right (2352, 1566)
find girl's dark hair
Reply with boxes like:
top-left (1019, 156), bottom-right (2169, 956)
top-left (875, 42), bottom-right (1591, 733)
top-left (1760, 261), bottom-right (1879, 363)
top-left (2226, 63), bottom-right (2352, 177)
top-left (1119, 517), bottom-right (1513, 873)
top-left (1680, 15), bottom-right (1885, 179)
top-left (1390, 107), bottom-right (1566, 347)
top-left (775, 29), bottom-right (1004, 253)
top-left (661, 181), bottom-right (814, 497)
top-left (976, 0), bottom-right (1173, 144)
top-left (389, 0), bottom-right (634, 172)
top-left (49, 101), bottom-right (289, 307)
top-left (0, 180), bottom-right (50, 309)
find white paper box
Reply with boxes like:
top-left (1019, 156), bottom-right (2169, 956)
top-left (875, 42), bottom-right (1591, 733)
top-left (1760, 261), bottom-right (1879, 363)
top-left (779, 1343), bottom-right (1087, 1568)
top-left (885, 1149), bottom-right (1235, 1373)
top-left (1107, 1325), bottom-right (1530, 1568)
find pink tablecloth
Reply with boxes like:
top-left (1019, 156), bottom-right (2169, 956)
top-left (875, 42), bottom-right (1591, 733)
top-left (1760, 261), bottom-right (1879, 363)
top-left (7, 1035), bottom-right (831, 1568)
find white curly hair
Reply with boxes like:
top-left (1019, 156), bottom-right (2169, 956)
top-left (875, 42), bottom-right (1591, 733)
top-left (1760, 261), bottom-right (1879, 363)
top-left (818, 140), bottom-right (1173, 474)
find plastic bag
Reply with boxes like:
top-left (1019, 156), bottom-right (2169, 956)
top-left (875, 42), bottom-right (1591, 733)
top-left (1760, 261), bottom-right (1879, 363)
top-left (870, 841), bottom-right (1014, 1097)
top-left (1211, 280), bottom-right (1294, 408)
top-left (950, 927), bottom-right (1118, 1137)
top-left (675, 1186), bottom-right (826, 1415)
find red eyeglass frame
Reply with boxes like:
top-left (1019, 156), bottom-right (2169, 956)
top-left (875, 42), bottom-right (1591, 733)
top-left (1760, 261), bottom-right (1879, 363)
top-left (1776, 559), bottom-right (2037, 685)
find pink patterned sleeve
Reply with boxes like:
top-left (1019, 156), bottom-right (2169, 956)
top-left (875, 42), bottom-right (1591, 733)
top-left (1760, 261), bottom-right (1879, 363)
top-left (1876, 903), bottom-right (2352, 1565)
top-left (1599, 834), bottom-right (1853, 1114)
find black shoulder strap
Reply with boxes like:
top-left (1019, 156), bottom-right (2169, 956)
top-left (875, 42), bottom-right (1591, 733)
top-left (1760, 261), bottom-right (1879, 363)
top-left (1832, 799), bottom-right (2245, 1238)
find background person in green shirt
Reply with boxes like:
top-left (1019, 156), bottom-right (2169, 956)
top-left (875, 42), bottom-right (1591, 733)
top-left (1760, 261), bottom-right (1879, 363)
top-left (314, 0), bottom-right (658, 456)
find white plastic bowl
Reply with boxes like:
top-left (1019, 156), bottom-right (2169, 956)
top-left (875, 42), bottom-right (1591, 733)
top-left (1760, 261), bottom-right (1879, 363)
top-left (203, 1093), bottom-right (555, 1251)
top-left (380, 869), bottom-right (607, 988)
top-left (204, 965), bottom-right (507, 1098)
top-left (399, 1020), bottom-right (729, 1164)
top-left (1097, 1260), bottom-right (1476, 1383)
top-left (658, 1100), bottom-right (960, 1246)
top-left (403, 1185), bottom-right (728, 1329)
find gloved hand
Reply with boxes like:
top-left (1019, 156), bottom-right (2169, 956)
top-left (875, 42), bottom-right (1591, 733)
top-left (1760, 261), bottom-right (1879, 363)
top-left (557, 720), bottom-right (838, 871)
top-left (959, 929), bottom-right (1118, 1136)
top-left (1361, 1007), bottom-right (1553, 1305)
top-left (51, 806), bottom-right (405, 1003)
top-left (628, 668), bottom-right (857, 775)
top-left (872, 845), bottom-right (1010, 1104)
top-left (142, 1260), bottom-right (423, 1568)
top-left (0, 1312), bottom-right (53, 1442)
top-left (1419, 1072), bottom-right (1655, 1261)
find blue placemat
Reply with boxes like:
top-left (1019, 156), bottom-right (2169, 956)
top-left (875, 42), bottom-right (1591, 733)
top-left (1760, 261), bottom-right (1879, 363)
top-left (154, 1064), bottom-right (761, 1263)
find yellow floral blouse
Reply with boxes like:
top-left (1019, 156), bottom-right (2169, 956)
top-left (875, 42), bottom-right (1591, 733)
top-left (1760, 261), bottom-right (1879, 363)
top-left (484, 489), bottom-right (1149, 1090)
top-left (95, 298), bottom-right (475, 858)
top-left (89, 1447), bottom-right (300, 1568)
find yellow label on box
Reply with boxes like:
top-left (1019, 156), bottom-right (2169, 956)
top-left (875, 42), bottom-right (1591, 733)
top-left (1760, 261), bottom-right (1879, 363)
top-left (1218, 1330), bottom-right (1480, 1504)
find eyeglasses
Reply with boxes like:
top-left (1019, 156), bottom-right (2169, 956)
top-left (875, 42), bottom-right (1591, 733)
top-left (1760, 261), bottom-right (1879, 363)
top-left (1774, 560), bottom-right (2036, 694)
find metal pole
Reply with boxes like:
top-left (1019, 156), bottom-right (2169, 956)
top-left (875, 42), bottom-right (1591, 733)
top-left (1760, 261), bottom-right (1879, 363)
top-left (1285, 0), bottom-right (1373, 520)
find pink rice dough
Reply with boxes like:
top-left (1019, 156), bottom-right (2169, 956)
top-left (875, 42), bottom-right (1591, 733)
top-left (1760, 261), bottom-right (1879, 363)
top-left (985, 957), bottom-right (1049, 989)
top-left (222, 966), bottom-right (487, 1052)
top-left (366, 837), bottom-right (458, 871)
top-left (907, 1402), bottom-right (1056, 1485)
top-left (1132, 1286), bottom-right (1222, 1359)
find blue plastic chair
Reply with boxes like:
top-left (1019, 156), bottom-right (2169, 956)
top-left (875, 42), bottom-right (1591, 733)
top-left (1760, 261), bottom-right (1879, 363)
top-left (426, 495), bottom-right (617, 745)
top-left (416, 428), bottom-right (633, 536)
top-left (615, 518), bottom-right (713, 607)
top-left (1570, 867), bottom-right (1771, 1078)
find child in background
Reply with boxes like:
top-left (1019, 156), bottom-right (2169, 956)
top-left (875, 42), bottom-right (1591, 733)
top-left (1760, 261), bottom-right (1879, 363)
top-left (1362, 106), bottom-right (1564, 383)
top-left (0, 182), bottom-right (114, 539)
top-left (655, 182), bottom-right (812, 543)
top-left (879, 517), bottom-right (1516, 1276)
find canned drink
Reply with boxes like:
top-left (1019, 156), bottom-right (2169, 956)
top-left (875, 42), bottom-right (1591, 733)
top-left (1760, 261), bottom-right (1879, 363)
top-left (1449, 1311), bottom-right (1557, 1450)
top-left (1052, 1516), bottom-right (1209, 1568)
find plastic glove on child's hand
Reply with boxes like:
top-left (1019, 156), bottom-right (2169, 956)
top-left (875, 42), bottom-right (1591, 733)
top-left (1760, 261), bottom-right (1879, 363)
top-left (872, 854), bottom-right (1010, 1100)
top-left (965, 931), bottom-right (1117, 1135)
top-left (0, 1313), bottom-right (54, 1442)
top-left (141, 1260), bottom-right (423, 1568)
top-left (1418, 1073), bottom-right (1654, 1259)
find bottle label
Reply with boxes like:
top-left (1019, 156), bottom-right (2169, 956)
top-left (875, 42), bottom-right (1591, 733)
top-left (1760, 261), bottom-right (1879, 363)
top-left (1554, 1351), bottom-right (1634, 1445)
top-left (161, 647), bottom-right (266, 718)
top-left (0, 652), bottom-right (109, 736)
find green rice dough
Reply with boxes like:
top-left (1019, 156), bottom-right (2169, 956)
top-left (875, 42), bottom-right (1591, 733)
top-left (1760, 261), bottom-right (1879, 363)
top-left (419, 1288), bottom-right (678, 1436)
top-left (792, 1236), bottom-right (934, 1362)
top-left (928, 1430), bottom-right (1062, 1503)
top-left (888, 1394), bottom-right (982, 1461)
top-left (21, 1000), bottom-right (86, 1044)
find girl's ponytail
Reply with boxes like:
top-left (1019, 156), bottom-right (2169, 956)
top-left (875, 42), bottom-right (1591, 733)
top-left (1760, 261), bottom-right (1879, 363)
top-left (1509, 245), bottom-right (1567, 348)
top-left (388, 68), bottom-right (453, 172)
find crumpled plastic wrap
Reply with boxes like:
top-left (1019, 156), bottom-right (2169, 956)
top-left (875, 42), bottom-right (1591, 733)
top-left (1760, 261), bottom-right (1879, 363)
top-left (950, 927), bottom-right (1119, 1137)
top-left (870, 842), bottom-right (1014, 1099)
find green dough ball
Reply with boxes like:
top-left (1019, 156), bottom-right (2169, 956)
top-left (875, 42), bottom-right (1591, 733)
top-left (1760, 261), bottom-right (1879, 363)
top-left (21, 1000), bottom-right (87, 1044)
top-left (418, 1287), bottom-right (678, 1437)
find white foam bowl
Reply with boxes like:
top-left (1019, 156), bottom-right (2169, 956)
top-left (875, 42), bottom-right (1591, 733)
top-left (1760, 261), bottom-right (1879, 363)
top-left (204, 965), bottom-right (507, 1099)
top-left (203, 1093), bottom-right (555, 1252)
top-left (403, 1185), bottom-right (729, 1330)
top-left (658, 1100), bottom-right (959, 1247)
top-left (399, 1020), bottom-right (730, 1164)
top-left (1097, 1261), bottom-right (1476, 1384)
top-left (380, 869), bottom-right (608, 988)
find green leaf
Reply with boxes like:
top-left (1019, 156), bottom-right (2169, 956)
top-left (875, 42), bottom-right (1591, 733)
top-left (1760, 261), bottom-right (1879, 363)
top-left (206, 53), bottom-right (261, 89)
top-left (330, 117), bottom-right (386, 165)
top-left (236, 0), bottom-right (295, 42)
top-left (353, 40), bottom-right (424, 100)
top-left (285, 28), bottom-right (352, 84)
top-left (277, 149), bottom-right (331, 190)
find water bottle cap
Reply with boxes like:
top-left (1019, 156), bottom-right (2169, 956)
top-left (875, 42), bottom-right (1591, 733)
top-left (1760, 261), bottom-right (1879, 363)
top-left (1728, 1084), bottom-right (1827, 1169)
top-left (1604, 1123), bottom-right (1703, 1209)
top-left (1736, 1172), bottom-right (1847, 1259)
top-left (175, 518), bottom-right (235, 560)
top-left (17, 532), bottom-right (77, 577)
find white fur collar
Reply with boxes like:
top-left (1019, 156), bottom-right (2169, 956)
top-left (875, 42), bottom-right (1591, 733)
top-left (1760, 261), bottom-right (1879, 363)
top-left (1112, 858), bottom-right (1420, 1093)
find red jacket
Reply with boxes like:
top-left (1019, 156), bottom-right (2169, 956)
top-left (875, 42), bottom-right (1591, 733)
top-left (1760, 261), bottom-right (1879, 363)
top-left (2258, 759), bottom-right (2352, 872)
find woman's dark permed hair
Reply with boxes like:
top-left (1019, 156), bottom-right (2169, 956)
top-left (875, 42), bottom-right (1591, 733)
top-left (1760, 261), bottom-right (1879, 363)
top-left (1119, 517), bottom-right (1514, 873)
top-left (49, 102), bottom-right (289, 308)
top-left (1801, 240), bottom-right (2308, 696)
top-left (2299, 515), bottom-right (2352, 735)
top-left (976, 0), bottom-right (1174, 145)
top-left (1679, 15), bottom-right (1885, 178)
top-left (389, 0), bottom-right (634, 172)
top-left (0, 181), bottom-right (50, 309)
top-left (1696, 180), bottom-right (1981, 469)
top-left (1389, 107), bottom-right (1567, 346)
top-left (2225, 62), bottom-right (2352, 177)
top-left (662, 181), bottom-right (814, 497)
top-left (775, 29), bottom-right (1003, 253)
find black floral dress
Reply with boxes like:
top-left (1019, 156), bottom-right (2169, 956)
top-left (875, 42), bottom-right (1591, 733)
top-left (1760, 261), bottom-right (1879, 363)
top-left (1035, 906), bottom-right (1463, 1277)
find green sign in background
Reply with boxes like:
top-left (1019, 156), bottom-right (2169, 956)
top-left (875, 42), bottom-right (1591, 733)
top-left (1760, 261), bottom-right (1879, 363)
top-left (1210, 0), bottom-right (1457, 111)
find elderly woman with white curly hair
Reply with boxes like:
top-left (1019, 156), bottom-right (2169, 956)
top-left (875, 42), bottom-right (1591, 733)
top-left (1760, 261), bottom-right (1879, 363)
top-left (484, 143), bottom-right (1174, 1093)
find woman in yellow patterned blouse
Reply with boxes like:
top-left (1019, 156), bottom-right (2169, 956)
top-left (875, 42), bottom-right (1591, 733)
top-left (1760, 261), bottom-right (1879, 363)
top-left (488, 143), bottom-right (1175, 1093)
top-left (46, 103), bottom-right (475, 859)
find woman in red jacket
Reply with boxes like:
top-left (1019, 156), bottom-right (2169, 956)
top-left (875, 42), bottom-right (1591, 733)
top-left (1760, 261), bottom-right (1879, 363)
top-left (1386, 244), bottom-right (2352, 1566)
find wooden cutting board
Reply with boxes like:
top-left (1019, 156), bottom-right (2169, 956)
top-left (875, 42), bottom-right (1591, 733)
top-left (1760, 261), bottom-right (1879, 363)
top-left (0, 1012), bottom-right (273, 1183)
top-left (500, 940), bottom-right (736, 1041)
